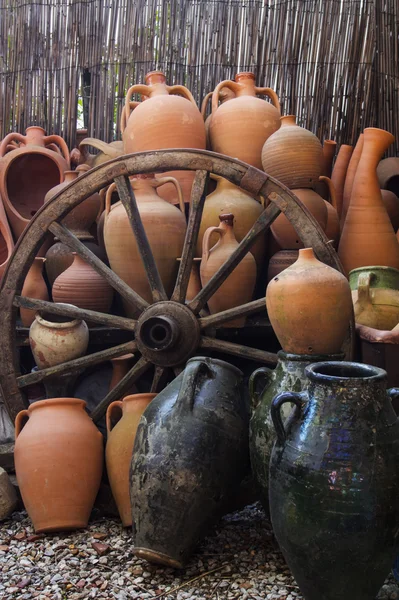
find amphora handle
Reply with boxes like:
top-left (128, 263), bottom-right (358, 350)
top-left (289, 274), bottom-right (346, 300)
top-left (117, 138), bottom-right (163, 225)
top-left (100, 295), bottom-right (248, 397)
top-left (175, 359), bottom-right (212, 414)
top-left (271, 392), bottom-right (304, 445)
top-left (211, 80), bottom-right (239, 113)
top-left (357, 272), bottom-right (373, 310)
top-left (15, 409), bottom-right (30, 438)
top-left (255, 86), bottom-right (281, 113)
top-left (152, 176), bottom-right (185, 216)
top-left (0, 132), bottom-right (26, 157)
top-left (201, 225), bottom-right (223, 264)
top-left (44, 134), bottom-right (70, 164)
top-left (249, 367), bottom-right (273, 410)
top-left (106, 401), bottom-right (124, 433)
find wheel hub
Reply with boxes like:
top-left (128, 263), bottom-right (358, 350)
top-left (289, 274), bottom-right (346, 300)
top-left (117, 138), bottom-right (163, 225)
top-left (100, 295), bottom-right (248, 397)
top-left (135, 301), bottom-right (201, 367)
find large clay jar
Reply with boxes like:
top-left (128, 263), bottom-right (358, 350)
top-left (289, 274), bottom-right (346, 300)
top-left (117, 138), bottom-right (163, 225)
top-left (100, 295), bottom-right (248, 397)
top-left (131, 357), bottom-right (248, 568)
top-left (0, 126), bottom-right (70, 239)
top-left (209, 72), bottom-right (280, 170)
top-left (200, 214), bottom-right (256, 327)
top-left (331, 143), bottom-right (353, 219)
top-left (269, 361), bottom-right (399, 600)
top-left (122, 71), bottom-right (206, 204)
top-left (338, 128), bottom-right (399, 275)
top-left (340, 133), bottom-right (364, 227)
top-left (201, 88), bottom-right (235, 150)
top-left (29, 313), bottom-right (89, 369)
top-left (316, 140), bottom-right (337, 199)
top-left (196, 176), bottom-right (265, 265)
top-left (20, 257), bottom-right (49, 327)
top-left (104, 175), bottom-right (186, 316)
top-left (52, 253), bottom-right (113, 313)
top-left (249, 350), bottom-right (342, 512)
top-left (261, 115), bottom-right (322, 189)
top-left (0, 192), bottom-right (14, 281)
top-left (106, 393), bottom-right (156, 527)
top-left (349, 266), bottom-right (399, 330)
top-left (45, 240), bottom-right (106, 286)
top-left (377, 157), bottom-right (399, 196)
top-left (266, 248), bottom-right (352, 354)
top-left (267, 250), bottom-right (298, 282)
top-left (15, 398), bottom-right (103, 532)
top-left (381, 189), bottom-right (399, 231)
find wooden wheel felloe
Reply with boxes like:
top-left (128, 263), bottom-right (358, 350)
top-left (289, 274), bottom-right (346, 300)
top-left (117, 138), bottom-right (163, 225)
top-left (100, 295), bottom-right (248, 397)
top-left (0, 149), bottom-right (346, 424)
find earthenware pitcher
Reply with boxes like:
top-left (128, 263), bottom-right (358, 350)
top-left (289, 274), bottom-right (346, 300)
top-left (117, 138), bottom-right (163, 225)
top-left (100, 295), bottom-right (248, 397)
top-left (131, 357), bottom-right (248, 568)
top-left (269, 362), bottom-right (399, 600)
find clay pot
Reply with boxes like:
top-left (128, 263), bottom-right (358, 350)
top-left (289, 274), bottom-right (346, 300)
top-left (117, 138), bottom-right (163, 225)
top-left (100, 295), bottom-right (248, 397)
top-left (122, 71), bottom-right (206, 204)
top-left (316, 140), bottom-right (337, 199)
top-left (266, 248), bottom-right (352, 354)
top-left (196, 175), bottom-right (265, 265)
top-left (381, 189), bottom-right (399, 231)
top-left (45, 240), bottom-right (106, 287)
top-left (338, 128), bottom-right (399, 275)
top-left (131, 357), bottom-right (248, 568)
top-left (104, 175), bottom-right (186, 316)
top-left (267, 250), bottom-right (299, 282)
top-left (269, 362), bottom-right (399, 600)
top-left (15, 398), bottom-right (103, 532)
top-left (321, 176), bottom-right (341, 246)
top-left (0, 192), bottom-right (14, 281)
top-left (200, 214), bottom-right (257, 327)
top-left (176, 257), bottom-right (202, 302)
top-left (261, 115), bottom-right (322, 189)
top-left (106, 393), bottom-right (156, 527)
top-left (201, 88), bottom-right (235, 150)
top-left (109, 353), bottom-right (135, 396)
top-left (356, 323), bottom-right (399, 391)
top-left (52, 253), bottom-right (113, 313)
top-left (377, 157), bottom-right (399, 196)
top-left (331, 144), bottom-right (353, 219)
top-left (350, 266), bottom-right (399, 330)
top-left (78, 138), bottom-right (124, 168)
top-left (340, 133), bottom-right (364, 227)
top-left (271, 187), bottom-right (328, 249)
top-left (20, 257), bottom-right (49, 327)
top-left (29, 312), bottom-right (89, 369)
top-left (0, 126), bottom-right (70, 239)
top-left (209, 72), bottom-right (280, 170)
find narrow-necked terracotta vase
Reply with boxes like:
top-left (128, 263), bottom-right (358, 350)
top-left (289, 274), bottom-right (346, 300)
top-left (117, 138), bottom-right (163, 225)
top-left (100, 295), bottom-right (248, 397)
top-left (340, 134), bottom-right (363, 227)
top-left (331, 144), bottom-right (353, 219)
top-left (20, 257), bottom-right (49, 327)
top-left (321, 176), bottom-right (341, 246)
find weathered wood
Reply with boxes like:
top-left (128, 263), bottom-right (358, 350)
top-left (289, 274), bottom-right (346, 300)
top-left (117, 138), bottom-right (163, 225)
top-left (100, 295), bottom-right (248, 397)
top-left (150, 366), bottom-right (167, 393)
top-left (199, 298), bottom-right (267, 329)
top-left (199, 336), bottom-right (278, 366)
top-left (16, 326), bottom-right (132, 348)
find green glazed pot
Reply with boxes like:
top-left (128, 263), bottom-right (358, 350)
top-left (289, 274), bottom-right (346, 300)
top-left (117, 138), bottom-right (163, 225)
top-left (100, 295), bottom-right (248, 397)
top-left (350, 267), bottom-right (399, 330)
top-left (349, 266), bottom-right (399, 291)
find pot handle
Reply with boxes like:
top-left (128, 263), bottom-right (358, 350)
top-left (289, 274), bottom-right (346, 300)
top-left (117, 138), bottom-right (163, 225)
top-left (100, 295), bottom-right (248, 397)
top-left (153, 176), bottom-right (185, 216)
top-left (249, 367), bottom-right (273, 410)
top-left (105, 183), bottom-right (117, 216)
top-left (120, 101), bottom-right (141, 133)
top-left (44, 135), bottom-right (70, 164)
top-left (175, 359), bottom-right (212, 413)
top-left (15, 409), bottom-right (30, 438)
top-left (271, 392), bottom-right (303, 445)
top-left (167, 85), bottom-right (198, 107)
top-left (201, 92), bottom-right (213, 120)
top-left (79, 138), bottom-right (121, 158)
top-left (387, 388), bottom-right (399, 404)
top-left (319, 176), bottom-right (337, 210)
top-left (211, 80), bottom-right (239, 113)
top-left (357, 272), bottom-right (372, 310)
top-left (201, 225), bottom-right (223, 264)
top-left (106, 401), bottom-right (124, 434)
top-left (124, 84), bottom-right (150, 123)
top-left (255, 87), bottom-right (281, 113)
top-left (0, 132), bottom-right (26, 157)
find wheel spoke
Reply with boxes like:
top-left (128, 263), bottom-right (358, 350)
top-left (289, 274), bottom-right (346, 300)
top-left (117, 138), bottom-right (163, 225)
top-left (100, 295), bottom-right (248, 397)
top-left (14, 297), bottom-right (137, 331)
top-left (49, 222), bottom-right (149, 314)
top-left (114, 175), bottom-right (168, 303)
top-left (199, 298), bottom-right (266, 330)
top-left (150, 366), bottom-right (167, 393)
top-left (171, 170), bottom-right (209, 303)
top-left (188, 200), bottom-right (281, 314)
top-left (91, 356), bottom-right (151, 422)
top-left (199, 336), bottom-right (277, 365)
top-left (17, 341), bottom-right (137, 387)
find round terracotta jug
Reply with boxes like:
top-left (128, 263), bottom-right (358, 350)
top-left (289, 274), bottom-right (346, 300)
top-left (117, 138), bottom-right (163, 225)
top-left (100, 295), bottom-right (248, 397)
top-left (200, 214), bottom-right (256, 327)
top-left (45, 240), bottom-right (106, 287)
top-left (267, 250), bottom-right (299, 282)
top-left (340, 133), bottom-right (364, 227)
top-left (52, 253), bottom-right (113, 313)
top-left (122, 71), bottom-right (206, 204)
top-left (201, 88), bottom-right (235, 150)
top-left (20, 257), bottom-right (49, 327)
top-left (349, 266), bottom-right (399, 330)
top-left (338, 128), bottom-right (399, 275)
top-left (106, 393), bottom-right (156, 527)
top-left (331, 144), bottom-right (353, 219)
top-left (209, 72), bottom-right (280, 169)
top-left (321, 176), bottom-right (341, 246)
top-left (377, 157), bottom-right (399, 196)
top-left (196, 175), bottom-right (265, 265)
top-left (261, 115), bottom-right (322, 189)
top-left (381, 189), bottom-right (399, 231)
top-left (104, 174), bottom-right (186, 316)
top-left (266, 248), bottom-right (353, 354)
top-left (15, 398), bottom-right (103, 532)
top-left (29, 312), bottom-right (89, 368)
top-left (176, 257), bottom-right (202, 302)
top-left (0, 126), bottom-right (70, 239)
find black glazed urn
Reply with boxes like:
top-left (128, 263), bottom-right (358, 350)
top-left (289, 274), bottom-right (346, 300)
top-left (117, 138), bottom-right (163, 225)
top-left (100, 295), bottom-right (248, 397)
top-left (269, 361), bottom-right (399, 600)
top-left (130, 356), bottom-right (249, 568)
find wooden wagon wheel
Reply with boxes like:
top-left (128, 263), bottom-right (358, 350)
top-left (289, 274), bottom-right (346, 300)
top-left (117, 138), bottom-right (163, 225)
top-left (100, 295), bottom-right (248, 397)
top-left (0, 149), bottom-right (349, 424)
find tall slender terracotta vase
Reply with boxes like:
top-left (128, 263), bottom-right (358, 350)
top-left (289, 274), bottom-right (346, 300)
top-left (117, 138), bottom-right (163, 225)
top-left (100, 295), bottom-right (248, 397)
top-left (340, 134), bottom-right (364, 227)
top-left (338, 128), bottom-right (399, 275)
top-left (20, 257), bottom-right (49, 327)
top-left (109, 354), bottom-right (135, 398)
top-left (331, 144), bottom-right (353, 219)
top-left (321, 140), bottom-right (337, 178)
top-left (321, 176), bottom-right (340, 247)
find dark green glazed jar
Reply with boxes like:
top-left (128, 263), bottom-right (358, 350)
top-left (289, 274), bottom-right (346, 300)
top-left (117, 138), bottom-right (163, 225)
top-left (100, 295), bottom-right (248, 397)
top-left (269, 362), bottom-right (399, 600)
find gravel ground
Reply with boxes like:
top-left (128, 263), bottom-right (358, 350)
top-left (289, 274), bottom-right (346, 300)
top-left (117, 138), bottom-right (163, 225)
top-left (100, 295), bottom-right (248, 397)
top-left (0, 503), bottom-right (397, 600)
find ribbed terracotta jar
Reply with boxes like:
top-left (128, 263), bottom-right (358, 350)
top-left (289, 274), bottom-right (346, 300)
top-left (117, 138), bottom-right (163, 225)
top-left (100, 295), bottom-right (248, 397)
top-left (331, 144), bottom-right (353, 219)
top-left (20, 257), bottom-right (49, 327)
top-left (338, 128), bottom-right (399, 275)
top-left (209, 72), bottom-right (280, 169)
top-left (45, 240), bottom-right (106, 287)
top-left (200, 214), bottom-right (256, 327)
top-left (14, 398), bottom-right (103, 532)
top-left (261, 115), bottom-right (322, 189)
top-left (106, 393), bottom-right (156, 527)
top-left (122, 71), bottom-right (206, 204)
top-left (266, 248), bottom-right (352, 354)
top-left (52, 253), bottom-right (113, 313)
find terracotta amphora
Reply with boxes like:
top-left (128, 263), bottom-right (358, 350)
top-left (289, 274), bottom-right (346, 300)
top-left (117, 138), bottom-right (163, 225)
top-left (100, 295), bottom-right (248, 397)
top-left (52, 253), bottom-right (113, 313)
top-left (321, 176), bottom-right (340, 247)
top-left (15, 398), bottom-right (103, 532)
top-left (196, 175), bottom-right (265, 266)
top-left (201, 88), bottom-right (235, 150)
top-left (45, 240), bottom-right (106, 287)
top-left (331, 143), bottom-right (353, 219)
top-left (0, 192), bottom-right (14, 281)
top-left (78, 138), bottom-right (124, 168)
top-left (104, 174), bottom-right (186, 316)
top-left (200, 214), bottom-right (257, 327)
top-left (29, 312), bottom-right (89, 369)
top-left (377, 157), bottom-right (399, 196)
top-left (122, 71), bottom-right (206, 204)
top-left (316, 140), bottom-right (337, 198)
top-left (381, 189), bottom-right (399, 231)
top-left (350, 266), bottom-right (399, 330)
top-left (106, 393), bottom-right (156, 527)
top-left (261, 115), bottom-right (322, 189)
top-left (176, 257), bottom-right (202, 302)
top-left (0, 126), bottom-right (70, 239)
top-left (267, 250), bottom-right (298, 282)
top-left (269, 362), bottom-right (399, 600)
top-left (209, 72), bottom-right (280, 170)
top-left (20, 257), bottom-right (49, 327)
top-left (340, 133), bottom-right (364, 227)
top-left (266, 248), bottom-right (353, 354)
top-left (338, 128), bottom-right (399, 275)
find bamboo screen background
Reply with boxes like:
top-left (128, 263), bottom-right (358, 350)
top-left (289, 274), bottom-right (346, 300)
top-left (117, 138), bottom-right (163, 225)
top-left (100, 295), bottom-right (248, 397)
top-left (0, 0), bottom-right (398, 154)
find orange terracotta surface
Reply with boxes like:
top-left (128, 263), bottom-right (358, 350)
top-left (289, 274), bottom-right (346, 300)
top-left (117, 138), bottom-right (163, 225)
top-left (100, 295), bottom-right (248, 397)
top-left (340, 134), bottom-right (363, 227)
top-left (331, 144), bottom-right (353, 219)
top-left (267, 250), bottom-right (299, 282)
top-left (0, 191), bottom-right (14, 281)
top-left (321, 140), bottom-right (337, 178)
top-left (20, 257), bottom-right (49, 327)
top-left (321, 176), bottom-right (340, 247)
